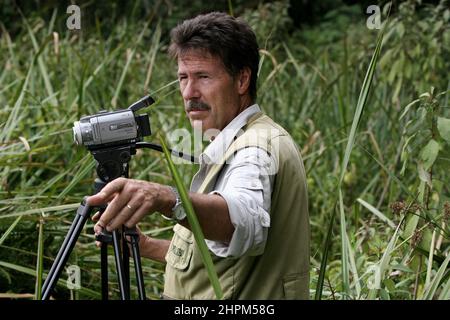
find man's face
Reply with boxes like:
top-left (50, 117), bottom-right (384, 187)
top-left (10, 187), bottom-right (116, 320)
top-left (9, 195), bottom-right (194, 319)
top-left (177, 50), bottom-right (242, 133)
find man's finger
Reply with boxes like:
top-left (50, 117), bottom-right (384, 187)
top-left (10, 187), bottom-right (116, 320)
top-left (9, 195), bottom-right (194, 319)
top-left (98, 193), bottom-right (131, 231)
top-left (86, 178), bottom-right (128, 206)
top-left (91, 211), bottom-right (101, 222)
top-left (94, 221), bottom-right (104, 235)
top-left (86, 192), bottom-right (112, 206)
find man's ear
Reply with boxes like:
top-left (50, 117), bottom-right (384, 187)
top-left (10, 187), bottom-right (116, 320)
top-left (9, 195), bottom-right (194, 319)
top-left (237, 67), bottom-right (251, 95)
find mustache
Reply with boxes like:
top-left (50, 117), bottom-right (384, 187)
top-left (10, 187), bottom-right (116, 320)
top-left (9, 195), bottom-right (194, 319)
top-left (186, 100), bottom-right (210, 112)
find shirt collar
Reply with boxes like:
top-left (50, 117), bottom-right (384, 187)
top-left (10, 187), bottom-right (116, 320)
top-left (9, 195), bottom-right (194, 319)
top-left (201, 104), bottom-right (261, 164)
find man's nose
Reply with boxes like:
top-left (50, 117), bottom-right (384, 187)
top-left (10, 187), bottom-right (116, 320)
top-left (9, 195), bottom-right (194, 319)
top-left (181, 79), bottom-right (200, 100)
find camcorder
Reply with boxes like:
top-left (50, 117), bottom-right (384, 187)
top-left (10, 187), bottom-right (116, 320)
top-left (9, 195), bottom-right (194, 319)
top-left (73, 95), bottom-right (154, 150)
top-left (72, 95), bottom-right (155, 181)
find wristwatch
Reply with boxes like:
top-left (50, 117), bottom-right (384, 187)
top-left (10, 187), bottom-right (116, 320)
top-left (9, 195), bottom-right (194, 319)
top-left (169, 187), bottom-right (186, 221)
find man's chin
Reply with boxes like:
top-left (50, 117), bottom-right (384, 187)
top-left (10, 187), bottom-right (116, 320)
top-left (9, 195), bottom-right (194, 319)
top-left (190, 119), bottom-right (205, 131)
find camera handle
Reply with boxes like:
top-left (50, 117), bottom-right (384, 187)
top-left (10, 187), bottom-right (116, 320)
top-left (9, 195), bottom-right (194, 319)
top-left (41, 142), bottom-right (195, 300)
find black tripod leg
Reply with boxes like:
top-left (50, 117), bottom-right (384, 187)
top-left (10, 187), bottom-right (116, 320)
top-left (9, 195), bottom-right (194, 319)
top-left (112, 230), bottom-right (127, 300)
top-left (123, 227), bottom-right (146, 300)
top-left (41, 198), bottom-right (94, 300)
top-left (122, 226), bottom-right (130, 299)
top-left (41, 213), bottom-right (80, 297)
top-left (101, 242), bottom-right (108, 300)
top-left (130, 234), bottom-right (146, 300)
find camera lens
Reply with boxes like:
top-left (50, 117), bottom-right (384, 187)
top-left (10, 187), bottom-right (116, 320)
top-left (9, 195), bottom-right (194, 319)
top-left (73, 121), bottom-right (82, 145)
top-left (73, 120), bottom-right (95, 146)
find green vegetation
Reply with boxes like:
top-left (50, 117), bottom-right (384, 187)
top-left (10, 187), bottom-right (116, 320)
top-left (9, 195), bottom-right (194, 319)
top-left (0, 0), bottom-right (449, 299)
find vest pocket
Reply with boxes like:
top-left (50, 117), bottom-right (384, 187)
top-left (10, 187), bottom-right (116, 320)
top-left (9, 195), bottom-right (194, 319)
top-left (165, 224), bottom-right (193, 270)
top-left (282, 272), bottom-right (309, 300)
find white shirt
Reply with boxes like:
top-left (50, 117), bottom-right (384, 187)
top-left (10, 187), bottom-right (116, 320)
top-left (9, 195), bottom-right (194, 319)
top-left (190, 104), bottom-right (274, 258)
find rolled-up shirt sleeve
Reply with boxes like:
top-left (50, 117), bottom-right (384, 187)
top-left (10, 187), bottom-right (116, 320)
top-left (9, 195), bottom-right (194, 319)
top-left (205, 147), bottom-right (274, 258)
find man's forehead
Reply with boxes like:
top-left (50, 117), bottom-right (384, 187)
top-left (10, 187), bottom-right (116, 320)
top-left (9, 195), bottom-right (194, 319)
top-left (178, 48), bottom-right (214, 60)
top-left (177, 49), bottom-right (223, 69)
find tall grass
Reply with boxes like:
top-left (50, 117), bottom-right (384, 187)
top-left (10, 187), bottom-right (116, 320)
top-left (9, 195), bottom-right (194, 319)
top-left (1, 1), bottom-right (449, 299)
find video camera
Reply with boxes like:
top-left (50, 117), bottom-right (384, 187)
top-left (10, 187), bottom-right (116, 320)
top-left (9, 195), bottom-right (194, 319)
top-left (72, 95), bottom-right (154, 150)
top-left (72, 95), bottom-right (155, 181)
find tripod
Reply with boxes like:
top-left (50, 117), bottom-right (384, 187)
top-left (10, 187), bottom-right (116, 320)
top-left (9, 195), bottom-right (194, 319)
top-left (41, 143), bottom-right (145, 300)
top-left (41, 141), bottom-right (196, 300)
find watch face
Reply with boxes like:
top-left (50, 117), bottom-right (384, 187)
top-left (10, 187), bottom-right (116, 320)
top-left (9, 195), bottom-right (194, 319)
top-left (174, 206), bottom-right (186, 220)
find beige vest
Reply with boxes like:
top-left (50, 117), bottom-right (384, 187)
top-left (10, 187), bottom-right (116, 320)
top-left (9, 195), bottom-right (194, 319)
top-left (163, 112), bottom-right (310, 299)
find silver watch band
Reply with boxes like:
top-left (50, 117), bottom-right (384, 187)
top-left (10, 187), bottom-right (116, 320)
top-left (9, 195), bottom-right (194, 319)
top-left (169, 186), bottom-right (186, 221)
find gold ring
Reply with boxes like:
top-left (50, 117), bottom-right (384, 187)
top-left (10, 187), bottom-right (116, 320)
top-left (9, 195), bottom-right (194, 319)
top-left (126, 204), bottom-right (132, 210)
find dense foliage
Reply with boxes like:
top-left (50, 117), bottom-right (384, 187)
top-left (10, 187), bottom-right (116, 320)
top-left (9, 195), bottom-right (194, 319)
top-left (0, 0), bottom-right (449, 299)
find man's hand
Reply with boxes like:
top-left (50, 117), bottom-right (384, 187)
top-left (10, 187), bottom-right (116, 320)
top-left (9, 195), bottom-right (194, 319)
top-left (86, 178), bottom-right (176, 233)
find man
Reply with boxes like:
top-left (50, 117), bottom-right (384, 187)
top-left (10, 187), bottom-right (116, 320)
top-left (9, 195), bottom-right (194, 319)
top-left (87, 12), bottom-right (309, 299)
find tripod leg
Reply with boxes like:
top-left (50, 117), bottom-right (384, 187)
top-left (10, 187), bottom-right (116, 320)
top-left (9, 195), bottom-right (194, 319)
top-left (130, 234), bottom-right (146, 300)
top-left (122, 226), bottom-right (131, 298)
top-left (41, 213), bottom-right (80, 296)
top-left (124, 227), bottom-right (146, 300)
top-left (112, 230), bottom-right (128, 300)
top-left (101, 242), bottom-right (108, 300)
top-left (42, 199), bottom-right (94, 300)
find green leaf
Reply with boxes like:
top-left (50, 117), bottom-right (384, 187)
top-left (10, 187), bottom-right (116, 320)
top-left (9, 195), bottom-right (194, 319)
top-left (421, 252), bottom-right (450, 300)
top-left (0, 216), bottom-right (22, 245)
top-left (437, 117), bottom-right (450, 143)
top-left (417, 163), bottom-right (432, 188)
top-left (438, 277), bottom-right (450, 300)
top-left (315, 5), bottom-right (389, 299)
top-left (367, 217), bottom-right (404, 299)
top-left (0, 261), bottom-right (100, 299)
top-left (315, 204), bottom-right (336, 300)
top-left (158, 133), bottom-right (223, 299)
top-left (391, 264), bottom-right (414, 273)
top-left (419, 139), bottom-right (441, 170)
top-left (35, 218), bottom-right (45, 300)
top-left (357, 198), bottom-right (396, 228)
top-left (384, 278), bottom-right (396, 293)
top-left (399, 99), bottom-right (420, 120)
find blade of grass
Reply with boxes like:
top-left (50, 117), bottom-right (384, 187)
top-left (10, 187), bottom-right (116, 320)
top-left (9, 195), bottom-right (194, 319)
top-left (21, 12), bottom-right (57, 107)
top-left (437, 276), bottom-right (450, 300)
top-left (315, 204), bottom-right (336, 300)
top-left (338, 15), bottom-right (387, 299)
top-left (316, 6), bottom-right (390, 299)
top-left (0, 216), bottom-right (22, 245)
top-left (423, 229), bottom-right (436, 297)
top-left (158, 133), bottom-right (223, 299)
top-left (345, 232), bottom-right (361, 298)
top-left (0, 29), bottom-right (53, 145)
top-left (144, 22), bottom-right (161, 92)
top-left (0, 60), bottom-right (33, 144)
top-left (34, 216), bottom-right (44, 300)
top-left (57, 156), bottom-right (95, 199)
top-left (421, 245), bottom-right (450, 300)
top-left (0, 261), bottom-right (100, 299)
top-left (338, 190), bottom-right (350, 298)
top-left (0, 203), bottom-right (80, 219)
top-left (111, 21), bottom-right (150, 108)
top-left (367, 215), bottom-right (404, 299)
top-left (357, 198), bottom-right (396, 228)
